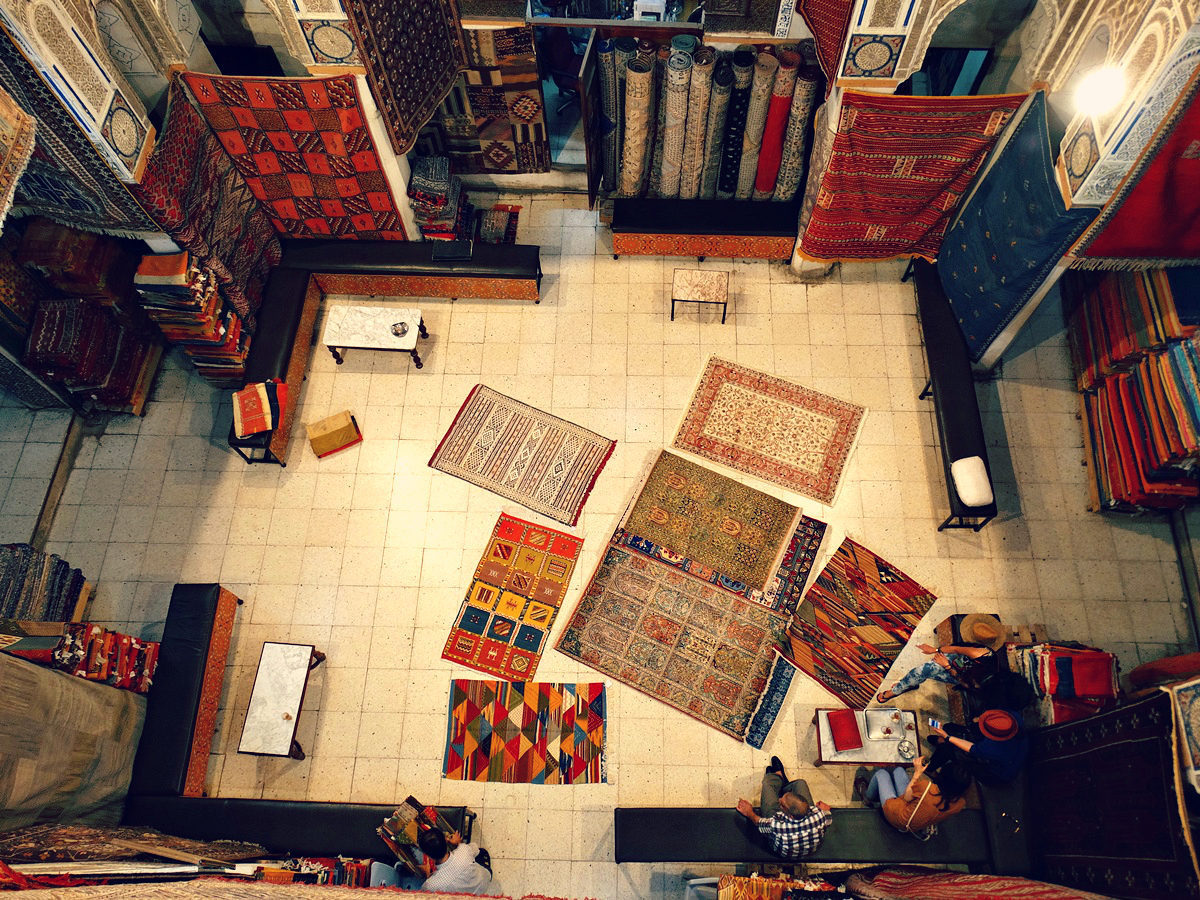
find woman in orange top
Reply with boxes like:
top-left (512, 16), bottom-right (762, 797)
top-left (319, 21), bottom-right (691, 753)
top-left (863, 754), bottom-right (972, 834)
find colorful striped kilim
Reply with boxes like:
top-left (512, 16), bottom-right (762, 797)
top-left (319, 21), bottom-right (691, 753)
top-left (798, 90), bottom-right (1026, 263)
top-left (441, 513), bottom-right (583, 680)
top-left (443, 679), bottom-right (606, 784)
top-left (786, 537), bottom-right (936, 709)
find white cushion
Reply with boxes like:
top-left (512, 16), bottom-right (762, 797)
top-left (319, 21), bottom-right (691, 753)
top-left (951, 455), bottom-right (994, 507)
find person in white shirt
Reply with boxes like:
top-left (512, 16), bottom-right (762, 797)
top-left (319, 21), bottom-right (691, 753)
top-left (417, 827), bottom-right (493, 895)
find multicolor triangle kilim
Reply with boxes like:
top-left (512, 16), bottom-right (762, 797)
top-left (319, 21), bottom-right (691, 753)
top-left (442, 513), bottom-right (583, 680)
top-left (443, 679), bottom-right (606, 784)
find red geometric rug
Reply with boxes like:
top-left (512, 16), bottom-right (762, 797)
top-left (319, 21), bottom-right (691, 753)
top-left (798, 90), bottom-right (1027, 262)
top-left (475, 203), bottom-right (520, 243)
top-left (441, 513), bottom-right (583, 680)
top-left (180, 72), bottom-right (406, 240)
top-left (786, 537), bottom-right (936, 709)
top-left (673, 357), bottom-right (864, 505)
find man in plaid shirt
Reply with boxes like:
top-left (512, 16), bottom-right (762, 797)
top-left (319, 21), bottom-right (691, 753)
top-left (736, 756), bottom-right (833, 858)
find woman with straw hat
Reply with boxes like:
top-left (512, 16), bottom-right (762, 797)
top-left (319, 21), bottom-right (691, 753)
top-left (875, 614), bottom-right (1005, 704)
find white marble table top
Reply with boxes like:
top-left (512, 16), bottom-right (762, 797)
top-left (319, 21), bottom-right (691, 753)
top-left (815, 708), bottom-right (920, 765)
top-left (322, 305), bottom-right (421, 352)
top-left (671, 268), bottom-right (729, 303)
top-left (238, 642), bottom-right (314, 756)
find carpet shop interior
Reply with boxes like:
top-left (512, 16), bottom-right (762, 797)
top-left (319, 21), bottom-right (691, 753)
top-left (0, 0), bottom-right (1199, 898)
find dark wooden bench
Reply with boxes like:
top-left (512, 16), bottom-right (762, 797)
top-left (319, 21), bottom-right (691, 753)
top-left (610, 199), bottom-right (800, 262)
top-left (228, 240), bottom-right (542, 465)
top-left (908, 259), bottom-right (997, 531)
top-left (613, 807), bottom-right (991, 866)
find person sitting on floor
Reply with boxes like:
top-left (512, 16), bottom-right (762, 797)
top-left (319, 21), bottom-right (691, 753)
top-left (876, 614), bottom-right (1005, 703)
top-left (417, 828), bottom-right (493, 895)
top-left (928, 708), bottom-right (1030, 785)
top-left (735, 755), bottom-right (833, 859)
top-left (857, 753), bottom-right (973, 836)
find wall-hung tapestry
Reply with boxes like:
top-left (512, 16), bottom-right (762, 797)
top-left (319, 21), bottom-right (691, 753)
top-left (0, 82), bottom-right (34, 229)
top-left (797, 0), bottom-right (854, 89)
top-left (181, 72), bottom-right (406, 240)
top-left (343, 0), bottom-right (467, 155)
top-left (797, 89), bottom-right (1027, 263)
top-left (0, 23), bottom-right (156, 236)
top-left (132, 80), bottom-right (281, 333)
top-left (430, 25), bottom-right (551, 174)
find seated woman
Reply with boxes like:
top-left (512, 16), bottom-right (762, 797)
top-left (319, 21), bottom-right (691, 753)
top-left (928, 708), bottom-right (1030, 785)
top-left (860, 753), bottom-right (973, 835)
top-left (876, 614), bottom-right (1004, 703)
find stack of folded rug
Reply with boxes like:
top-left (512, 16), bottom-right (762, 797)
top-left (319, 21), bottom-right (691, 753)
top-left (408, 156), bottom-right (472, 241)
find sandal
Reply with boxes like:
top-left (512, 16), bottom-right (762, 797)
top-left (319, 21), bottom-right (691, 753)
top-left (876, 687), bottom-right (896, 703)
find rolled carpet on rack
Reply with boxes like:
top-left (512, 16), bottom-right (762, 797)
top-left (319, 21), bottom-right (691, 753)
top-left (619, 57), bottom-right (655, 197)
top-left (699, 59), bottom-right (733, 199)
top-left (659, 49), bottom-right (693, 199)
top-left (679, 47), bottom-right (715, 200)
top-left (647, 46), bottom-right (671, 197)
top-left (754, 48), bottom-right (799, 200)
top-left (597, 39), bottom-right (620, 193)
top-left (773, 63), bottom-right (822, 202)
top-left (671, 34), bottom-right (698, 54)
top-left (736, 51), bottom-right (779, 199)
top-left (615, 36), bottom-right (638, 187)
top-left (717, 46), bottom-right (756, 199)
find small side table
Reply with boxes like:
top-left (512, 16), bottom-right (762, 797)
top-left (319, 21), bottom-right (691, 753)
top-left (671, 268), bottom-right (730, 323)
top-left (812, 708), bottom-right (920, 766)
top-left (322, 305), bottom-right (428, 369)
top-left (238, 642), bottom-right (325, 760)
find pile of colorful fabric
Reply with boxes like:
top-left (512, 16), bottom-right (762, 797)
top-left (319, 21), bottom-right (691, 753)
top-left (46, 623), bottom-right (159, 693)
top-left (0, 544), bottom-right (88, 621)
top-left (15, 218), bottom-right (138, 305)
top-left (232, 379), bottom-right (287, 439)
top-left (408, 156), bottom-right (472, 241)
top-left (24, 296), bottom-right (155, 408)
top-left (135, 252), bottom-right (250, 385)
top-left (1008, 642), bottom-right (1119, 726)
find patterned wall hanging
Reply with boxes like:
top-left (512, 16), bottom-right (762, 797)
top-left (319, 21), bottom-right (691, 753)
top-left (431, 25), bottom-right (551, 174)
top-left (0, 83), bottom-right (34, 229)
top-left (442, 513), bottom-right (583, 681)
top-left (797, 0), bottom-right (854, 91)
top-left (132, 80), bottom-right (281, 333)
top-left (797, 89), bottom-right (1027, 263)
top-left (343, 0), bottom-right (467, 155)
top-left (0, 22), bottom-right (156, 236)
top-left (181, 72), bottom-right (406, 240)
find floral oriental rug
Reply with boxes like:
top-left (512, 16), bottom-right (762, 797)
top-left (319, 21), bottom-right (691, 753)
top-left (0, 83), bottom-right (34, 230)
top-left (674, 357), bottom-right (865, 505)
top-left (181, 72), bottom-right (406, 240)
top-left (429, 385), bottom-right (616, 525)
top-left (797, 90), bottom-right (1027, 262)
top-left (442, 513), bottom-right (583, 680)
top-left (623, 451), bottom-right (798, 593)
top-left (443, 679), bottom-right (606, 784)
top-left (786, 537), bottom-right (936, 709)
top-left (556, 543), bottom-right (789, 740)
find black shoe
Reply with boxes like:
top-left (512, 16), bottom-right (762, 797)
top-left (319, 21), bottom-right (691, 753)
top-left (851, 766), bottom-right (871, 802)
top-left (767, 755), bottom-right (789, 782)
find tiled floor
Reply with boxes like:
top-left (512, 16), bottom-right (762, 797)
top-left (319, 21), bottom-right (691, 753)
top-left (40, 193), bottom-right (1194, 898)
top-left (0, 387), bottom-right (71, 544)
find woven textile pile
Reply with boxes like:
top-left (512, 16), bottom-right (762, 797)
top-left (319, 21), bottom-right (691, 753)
top-left (408, 156), bottom-right (472, 241)
top-left (0, 544), bottom-right (87, 621)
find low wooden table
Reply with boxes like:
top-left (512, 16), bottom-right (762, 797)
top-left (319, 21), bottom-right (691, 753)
top-left (238, 642), bottom-right (325, 760)
top-left (670, 268), bottom-right (730, 323)
top-left (812, 708), bottom-right (920, 766)
top-left (322, 305), bottom-right (428, 368)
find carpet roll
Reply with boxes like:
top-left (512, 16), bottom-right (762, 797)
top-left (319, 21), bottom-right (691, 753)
top-left (619, 57), bottom-right (655, 197)
top-left (659, 49), bottom-right (693, 199)
top-left (736, 51), bottom-right (779, 199)
top-left (753, 48), bottom-right (799, 200)
top-left (647, 45), bottom-right (671, 197)
top-left (773, 63), bottom-right (822, 202)
top-left (614, 36), bottom-right (638, 186)
top-left (717, 46), bottom-right (756, 199)
top-left (671, 34), bottom-right (698, 54)
top-left (679, 46), bottom-right (715, 200)
top-left (597, 39), bottom-right (620, 193)
top-left (796, 103), bottom-right (835, 240)
top-left (699, 58), bottom-right (733, 200)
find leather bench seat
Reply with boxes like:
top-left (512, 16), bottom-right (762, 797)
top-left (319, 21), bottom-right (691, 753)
top-left (276, 239), bottom-right (541, 281)
top-left (244, 268), bottom-right (312, 386)
top-left (613, 807), bottom-right (991, 865)
top-left (611, 199), bottom-right (801, 236)
top-left (912, 259), bottom-right (997, 531)
top-left (123, 796), bottom-right (473, 861)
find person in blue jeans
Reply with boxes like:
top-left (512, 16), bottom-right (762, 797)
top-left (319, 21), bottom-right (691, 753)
top-left (875, 615), bottom-right (1004, 703)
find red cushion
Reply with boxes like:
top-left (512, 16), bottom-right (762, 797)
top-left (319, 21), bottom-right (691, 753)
top-left (1129, 652), bottom-right (1200, 689)
top-left (828, 709), bottom-right (863, 751)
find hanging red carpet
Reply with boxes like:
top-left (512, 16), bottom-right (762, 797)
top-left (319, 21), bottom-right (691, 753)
top-left (798, 90), bottom-right (1026, 263)
top-left (443, 679), bottom-right (606, 784)
top-left (342, 0), bottom-right (468, 155)
top-left (442, 513), bottom-right (583, 680)
top-left (786, 537), bottom-right (936, 709)
top-left (181, 72), bottom-right (406, 240)
top-left (797, 0), bottom-right (854, 90)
